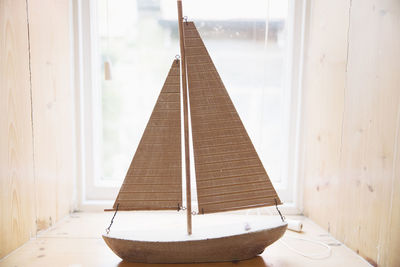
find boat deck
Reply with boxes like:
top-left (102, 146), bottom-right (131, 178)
top-left (0, 212), bottom-right (370, 267)
top-left (106, 216), bottom-right (286, 242)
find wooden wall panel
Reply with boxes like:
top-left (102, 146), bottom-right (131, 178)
top-left (302, 0), bottom-right (400, 266)
top-left (28, 0), bottom-right (75, 231)
top-left (387, 129), bottom-right (400, 267)
top-left (0, 0), bottom-right (74, 258)
top-left (0, 0), bottom-right (36, 258)
top-left (301, 0), bottom-right (350, 237)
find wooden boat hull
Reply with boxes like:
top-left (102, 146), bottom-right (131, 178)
top-left (102, 222), bottom-right (287, 263)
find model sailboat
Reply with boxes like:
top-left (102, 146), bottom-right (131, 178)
top-left (102, 0), bottom-right (287, 263)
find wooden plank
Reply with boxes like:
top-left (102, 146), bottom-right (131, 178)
top-left (0, 212), bottom-right (371, 266)
top-left (386, 106), bottom-right (400, 267)
top-left (0, 0), bottom-right (36, 258)
top-left (177, 0), bottom-right (192, 235)
top-left (27, 0), bottom-right (75, 231)
top-left (302, 0), bottom-right (400, 265)
top-left (339, 1), bottom-right (400, 265)
top-left (301, 0), bottom-right (350, 242)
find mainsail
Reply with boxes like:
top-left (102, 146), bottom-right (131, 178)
top-left (184, 22), bottom-right (281, 214)
top-left (111, 59), bottom-right (182, 211)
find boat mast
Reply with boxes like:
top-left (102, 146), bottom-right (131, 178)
top-left (177, 0), bottom-right (192, 235)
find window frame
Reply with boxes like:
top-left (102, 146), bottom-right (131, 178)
top-left (72, 0), bottom-right (308, 213)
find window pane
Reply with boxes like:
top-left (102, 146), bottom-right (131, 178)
top-left (96, 0), bottom-right (289, 183)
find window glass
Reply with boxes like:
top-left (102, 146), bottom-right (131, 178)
top-left (96, 0), bottom-right (289, 183)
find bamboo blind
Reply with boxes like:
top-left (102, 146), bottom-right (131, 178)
top-left (184, 22), bottom-right (281, 214)
top-left (112, 59), bottom-right (182, 211)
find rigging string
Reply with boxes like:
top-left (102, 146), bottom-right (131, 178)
top-left (104, 0), bottom-right (112, 80)
top-left (263, 207), bottom-right (332, 260)
top-left (177, 203), bottom-right (186, 211)
top-left (178, 204), bottom-right (200, 215)
top-left (274, 198), bottom-right (285, 222)
top-left (279, 236), bottom-right (332, 260)
top-left (106, 203), bottom-right (119, 234)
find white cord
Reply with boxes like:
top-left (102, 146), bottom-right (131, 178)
top-left (279, 236), bottom-right (332, 260)
top-left (253, 208), bottom-right (332, 260)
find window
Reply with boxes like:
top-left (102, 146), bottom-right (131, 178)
top-left (73, 0), bottom-right (306, 212)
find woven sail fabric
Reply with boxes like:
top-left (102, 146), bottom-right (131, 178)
top-left (112, 59), bottom-right (182, 211)
top-left (184, 22), bottom-right (281, 214)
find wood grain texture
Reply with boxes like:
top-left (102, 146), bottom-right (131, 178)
top-left (0, 0), bottom-right (36, 258)
top-left (102, 224), bottom-right (287, 263)
top-left (27, 0), bottom-right (75, 231)
top-left (1, 0), bottom-right (75, 257)
top-left (301, 0), bottom-right (400, 266)
top-left (0, 212), bottom-right (371, 267)
top-left (112, 60), bottom-right (182, 211)
top-left (177, 0), bottom-right (192, 235)
top-left (184, 22), bottom-right (281, 214)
